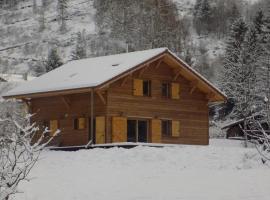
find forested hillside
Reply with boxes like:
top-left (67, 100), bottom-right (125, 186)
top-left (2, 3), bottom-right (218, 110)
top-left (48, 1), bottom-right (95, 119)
top-left (0, 0), bottom-right (269, 120)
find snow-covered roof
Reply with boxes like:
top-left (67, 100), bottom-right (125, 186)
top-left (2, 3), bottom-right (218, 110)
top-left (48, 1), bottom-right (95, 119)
top-left (4, 48), bottom-right (167, 97)
top-left (3, 48), bottom-right (226, 101)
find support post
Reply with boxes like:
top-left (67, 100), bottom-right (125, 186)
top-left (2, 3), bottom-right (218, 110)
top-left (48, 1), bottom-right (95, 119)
top-left (90, 89), bottom-right (94, 143)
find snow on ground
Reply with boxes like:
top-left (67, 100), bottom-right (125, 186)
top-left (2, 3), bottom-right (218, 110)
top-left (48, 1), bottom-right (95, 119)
top-left (13, 139), bottom-right (269, 200)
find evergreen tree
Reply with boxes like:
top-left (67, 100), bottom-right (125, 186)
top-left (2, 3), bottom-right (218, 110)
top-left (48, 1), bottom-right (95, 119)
top-left (260, 5), bottom-right (270, 121)
top-left (228, 2), bottom-right (240, 23)
top-left (71, 31), bottom-right (87, 60)
top-left (253, 9), bottom-right (264, 37)
top-left (193, 0), bottom-right (212, 35)
top-left (224, 18), bottom-right (248, 64)
top-left (45, 48), bottom-right (63, 72)
top-left (57, 0), bottom-right (68, 32)
top-left (220, 18), bottom-right (249, 118)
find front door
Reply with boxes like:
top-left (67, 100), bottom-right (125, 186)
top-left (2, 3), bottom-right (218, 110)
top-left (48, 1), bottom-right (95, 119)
top-left (127, 119), bottom-right (148, 143)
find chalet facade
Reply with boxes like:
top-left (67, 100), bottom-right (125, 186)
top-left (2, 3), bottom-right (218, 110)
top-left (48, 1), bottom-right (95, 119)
top-left (4, 48), bottom-right (226, 146)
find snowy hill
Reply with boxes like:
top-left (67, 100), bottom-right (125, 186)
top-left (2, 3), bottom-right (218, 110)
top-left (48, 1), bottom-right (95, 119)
top-left (13, 139), bottom-right (269, 200)
top-left (0, 0), bottom-right (96, 74)
top-left (0, 0), bottom-right (262, 78)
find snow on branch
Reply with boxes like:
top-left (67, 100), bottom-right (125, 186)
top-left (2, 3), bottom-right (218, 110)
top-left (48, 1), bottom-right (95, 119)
top-left (0, 115), bottom-right (59, 200)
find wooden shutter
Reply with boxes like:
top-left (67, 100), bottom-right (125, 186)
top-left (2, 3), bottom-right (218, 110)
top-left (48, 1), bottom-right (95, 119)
top-left (78, 118), bottom-right (86, 130)
top-left (112, 117), bottom-right (127, 142)
top-left (172, 120), bottom-right (180, 137)
top-left (50, 120), bottom-right (58, 136)
top-left (96, 116), bottom-right (105, 144)
top-left (151, 119), bottom-right (161, 143)
top-left (133, 79), bottom-right (143, 96)
top-left (171, 83), bottom-right (180, 99)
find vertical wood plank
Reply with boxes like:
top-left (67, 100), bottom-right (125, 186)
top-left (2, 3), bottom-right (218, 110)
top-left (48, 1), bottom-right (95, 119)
top-left (151, 119), bottom-right (161, 143)
top-left (50, 120), bottom-right (58, 136)
top-left (112, 117), bottom-right (127, 142)
top-left (172, 120), bottom-right (180, 137)
top-left (96, 116), bottom-right (105, 144)
top-left (133, 79), bottom-right (143, 96)
top-left (171, 83), bottom-right (180, 99)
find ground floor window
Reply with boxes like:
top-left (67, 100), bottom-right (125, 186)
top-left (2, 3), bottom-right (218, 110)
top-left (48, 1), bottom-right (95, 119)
top-left (74, 117), bottom-right (86, 130)
top-left (162, 120), bottom-right (172, 136)
top-left (127, 119), bottom-right (148, 142)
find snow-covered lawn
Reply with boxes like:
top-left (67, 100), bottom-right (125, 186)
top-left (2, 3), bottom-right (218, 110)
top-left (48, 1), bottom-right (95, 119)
top-left (14, 139), bottom-right (269, 200)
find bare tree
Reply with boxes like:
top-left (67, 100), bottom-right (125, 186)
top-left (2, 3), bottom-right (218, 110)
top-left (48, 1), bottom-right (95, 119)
top-left (0, 115), bottom-right (59, 200)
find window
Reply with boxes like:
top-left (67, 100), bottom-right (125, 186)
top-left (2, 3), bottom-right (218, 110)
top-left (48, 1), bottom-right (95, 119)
top-left (74, 118), bottom-right (86, 130)
top-left (162, 120), bottom-right (172, 136)
top-left (143, 80), bottom-right (151, 96)
top-left (162, 83), bottom-right (171, 98)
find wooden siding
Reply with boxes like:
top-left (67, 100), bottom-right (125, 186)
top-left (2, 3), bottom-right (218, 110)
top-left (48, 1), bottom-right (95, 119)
top-left (31, 93), bottom-right (106, 146)
top-left (30, 60), bottom-right (210, 146)
top-left (106, 62), bottom-right (209, 145)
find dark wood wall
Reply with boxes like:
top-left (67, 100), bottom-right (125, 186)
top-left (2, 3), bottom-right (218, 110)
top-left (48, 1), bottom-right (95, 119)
top-left (31, 93), bottom-right (105, 146)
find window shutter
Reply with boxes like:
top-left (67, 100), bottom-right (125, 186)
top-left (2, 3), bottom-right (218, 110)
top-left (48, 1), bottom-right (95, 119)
top-left (50, 120), bottom-right (58, 136)
top-left (133, 79), bottom-right (143, 96)
top-left (78, 118), bottom-right (86, 130)
top-left (96, 116), bottom-right (105, 144)
top-left (172, 120), bottom-right (180, 137)
top-left (171, 83), bottom-right (180, 99)
top-left (151, 119), bottom-right (161, 143)
top-left (112, 117), bottom-right (127, 142)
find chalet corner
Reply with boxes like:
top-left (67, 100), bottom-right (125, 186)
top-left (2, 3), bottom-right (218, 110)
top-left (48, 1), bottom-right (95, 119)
top-left (3, 48), bottom-right (227, 147)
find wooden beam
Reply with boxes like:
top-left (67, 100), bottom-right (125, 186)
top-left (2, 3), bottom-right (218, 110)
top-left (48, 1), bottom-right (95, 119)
top-left (173, 69), bottom-right (182, 81)
top-left (90, 89), bottom-right (94, 142)
top-left (121, 74), bottom-right (131, 87)
top-left (189, 80), bottom-right (199, 94)
top-left (96, 90), bottom-right (106, 105)
top-left (22, 98), bottom-right (30, 107)
top-left (139, 63), bottom-right (150, 78)
top-left (155, 59), bottom-right (163, 69)
top-left (22, 98), bottom-right (31, 113)
top-left (190, 85), bottom-right (197, 94)
top-left (206, 93), bottom-right (215, 100)
top-left (61, 96), bottom-right (71, 109)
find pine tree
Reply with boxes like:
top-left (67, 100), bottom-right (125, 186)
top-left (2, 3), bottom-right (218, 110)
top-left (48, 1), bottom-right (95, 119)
top-left (253, 9), bottom-right (264, 37)
top-left (260, 5), bottom-right (270, 121)
top-left (229, 3), bottom-right (240, 23)
top-left (57, 0), bottom-right (68, 32)
top-left (225, 18), bottom-right (248, 64)
top-left (71, 31), bottom-right (87, 60)
top-left (220, 18), bottom-right (249, 118)
top-left (193, 0), bottom-right (212, 35)
top-left (45, 48), bottom-right (63, 72)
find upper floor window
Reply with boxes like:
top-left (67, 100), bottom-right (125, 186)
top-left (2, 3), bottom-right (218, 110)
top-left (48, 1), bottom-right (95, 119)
top-left (143, 80), bottom-right (151, 96)
top-left (162, 83), bottom-right (171, 98)
top-left (133, 79), bottom-right (151, 97)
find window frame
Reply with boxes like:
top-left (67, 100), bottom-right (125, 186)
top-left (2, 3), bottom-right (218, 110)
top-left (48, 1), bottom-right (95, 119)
top-left (161, 82), bottom-right (171, 98)
top-left (161, 120), bottom-right (172, 137)
top-left (143, 80), bottom-right (151, 97)
top-left (74, 117), bottom-right (86, 130)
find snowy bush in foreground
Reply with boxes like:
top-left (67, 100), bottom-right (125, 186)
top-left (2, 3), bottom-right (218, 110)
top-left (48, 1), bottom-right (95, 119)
top-left (0, 115), bottom-right (59, 200)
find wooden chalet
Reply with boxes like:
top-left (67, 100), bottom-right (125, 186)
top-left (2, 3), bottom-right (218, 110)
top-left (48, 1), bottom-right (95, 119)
top-left (3, 48), bottom-right (226, 147)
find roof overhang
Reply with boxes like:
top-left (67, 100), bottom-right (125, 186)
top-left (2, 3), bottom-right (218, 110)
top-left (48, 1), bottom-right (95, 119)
top-left (3, 49), bottom-right (227, 103)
